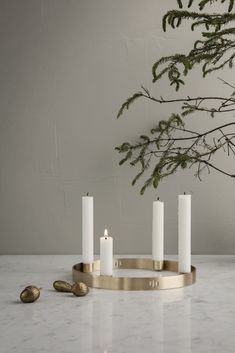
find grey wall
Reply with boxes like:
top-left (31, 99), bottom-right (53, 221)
top-left (0, 0), bottom-right (234, 254)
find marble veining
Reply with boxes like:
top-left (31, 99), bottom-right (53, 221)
top-left (0, 255), bottom-right (235, 353)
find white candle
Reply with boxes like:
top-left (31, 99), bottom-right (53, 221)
top-left (100, 229), bottom-right (113, 276)
top-left (178, 194), bottom-right (191, 273)
top-left (152, 198), bottom-right (164, 261)
top-left (82, 195), bottom-right (94, 264)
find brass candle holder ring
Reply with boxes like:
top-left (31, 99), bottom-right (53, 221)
top-left (72, 258), bottom-right (196, 291)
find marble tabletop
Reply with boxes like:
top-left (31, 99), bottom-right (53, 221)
top-left (0, 255), bottom-right (235, 353)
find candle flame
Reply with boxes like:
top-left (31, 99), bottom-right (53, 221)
top-left (104, 229), bottom-right (108, 236)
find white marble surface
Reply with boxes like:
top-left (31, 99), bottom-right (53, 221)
top-left (0, 255), bottom-right (235, 353)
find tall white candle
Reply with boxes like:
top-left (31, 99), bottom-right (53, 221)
top-left (152, 198), bottom-right (164, 262)
top-left (100, 229), bottom-right (113, 276)
top-left (82, 195), bottom-right (94, 264)
top-left (178, 194), bottom-right (191, 273)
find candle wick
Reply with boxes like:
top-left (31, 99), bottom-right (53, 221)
top-left (86, 192), bottom-right (89, 196)
top-left (184, 191), bottom-right (186, 195)
top-left (157, 196), bottom-right (160, 201)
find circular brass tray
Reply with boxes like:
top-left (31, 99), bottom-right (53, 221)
top-left (72, 258), bottom-right (196, 291)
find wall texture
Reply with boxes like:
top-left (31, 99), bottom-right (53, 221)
top-left (0, 0), bottom-right (234, 254)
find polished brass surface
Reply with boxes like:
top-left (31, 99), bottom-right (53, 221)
top-left (82, 263), bottom-right (94, 273)
top-left (20, 285), bottom-right (40, 303)
top-left (53, 280), bottom-right (72, 292)
top-left (71, 282), bottom-right (89, 296)
top-left (72, 258), bottom-right (196, 291)
top-left (153, 260), bottom-right (164, 271)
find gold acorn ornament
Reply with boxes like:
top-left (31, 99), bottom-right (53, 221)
top-left (20, 285), bottom-right (40, 303)
top-left (71, 282), bottom-right (89, 297)
top-left (53, 280), bottom-right (72, 292)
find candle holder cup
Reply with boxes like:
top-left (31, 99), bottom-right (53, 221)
top-left (72, 258), bottom-right (196, 291)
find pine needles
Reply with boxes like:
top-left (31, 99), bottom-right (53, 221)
top-left (115, 0), bottom-right (235, 194)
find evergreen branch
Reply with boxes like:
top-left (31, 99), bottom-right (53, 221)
top-left (115, 114), bottom-right (235, 193)
top-left (151, 6), bottom-right (235, 89)
top-left (116, 0), bottom-right (235, 193)
top-left (197, 159), bottom-right (235, 176)
top-left (117, 86), bottom-right (235, 118)
top-left (117, 92), bottom-right (143, 118)
top-left (162, 10), bottom-right (235, 32)
top-left (198, 0), bottom-right (235, 12)
top-left (163, 10), bottom-right (212, 32)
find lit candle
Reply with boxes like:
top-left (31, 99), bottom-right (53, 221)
top-left (178, 193), bottom-right (191, 273)
top-left (152, 197), bottom-right (164, 262)
top-left (82, 194), bottom-right (94, 264)
top-left (100, 229), bottom-right (113, 276)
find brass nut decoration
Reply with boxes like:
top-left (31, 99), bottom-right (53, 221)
top-left (53, 280), bottom-right (72, 292)
top-left (53, 280), bottom-right (89, 297)
top-left (20, 285), bottom-right (40, 303)
top-left (71, 282), bottom-right (89, 297)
